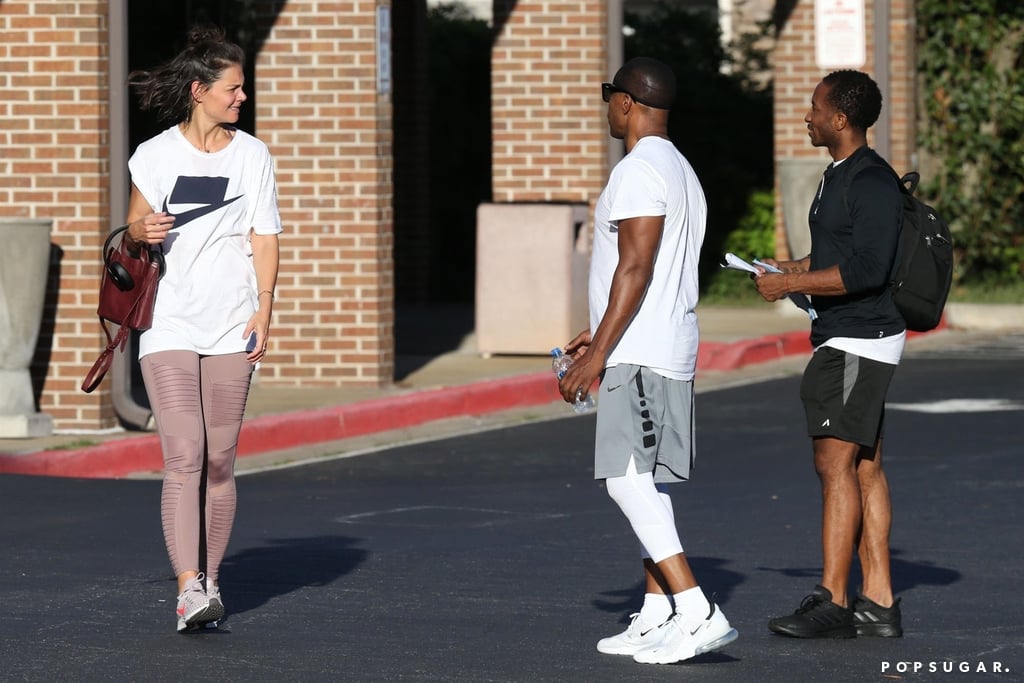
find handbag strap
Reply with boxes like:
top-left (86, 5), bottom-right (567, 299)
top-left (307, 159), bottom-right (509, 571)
top-left (81, 321), bottom-right (130, 393)
top-left (104, 225), bottom-right (166, 278)
top-left (83, 228), bottom-right (163, 393)
top-left (83, 263), bottom-right (156, 392)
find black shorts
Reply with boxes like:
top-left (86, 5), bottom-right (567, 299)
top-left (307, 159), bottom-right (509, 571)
top-left (800, 347), bottom-right (896, 448)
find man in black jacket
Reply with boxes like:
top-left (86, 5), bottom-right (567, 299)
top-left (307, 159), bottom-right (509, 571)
top-left (754, 70), bottom-right (906, 639)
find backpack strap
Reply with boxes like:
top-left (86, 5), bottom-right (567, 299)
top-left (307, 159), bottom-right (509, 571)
top-left (839, 151), bottom-right (904, 214)
top-left (837, 151), bottom-right (910, 289)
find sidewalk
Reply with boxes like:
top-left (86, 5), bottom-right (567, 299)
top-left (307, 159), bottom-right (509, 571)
top-left (1, 302), bottom-right (1019, 479)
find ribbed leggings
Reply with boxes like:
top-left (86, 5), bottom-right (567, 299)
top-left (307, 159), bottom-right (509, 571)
top-left (141, 350), bottom-right (252, 582)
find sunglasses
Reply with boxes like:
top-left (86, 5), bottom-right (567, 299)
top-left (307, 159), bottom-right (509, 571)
top-left (601, 82), bottom-right (665, 109)
top-left (601, 82), bottom-right (633, 103)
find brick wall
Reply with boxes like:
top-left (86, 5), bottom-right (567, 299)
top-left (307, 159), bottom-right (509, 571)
top-left (2, 1), bottom-right (917, 430)
top-left (886, 0), bottom-right (916, 177)
top-left (253, 0), bottom-right (395, 388)
top-left (773, 0), bottom-right (915, 258)
top-left (491, 1), bottom-right (610, 203)
top-left (0, 1), bottom-right (115, 429)
top-left (0, 1), bottom-right (396, 432)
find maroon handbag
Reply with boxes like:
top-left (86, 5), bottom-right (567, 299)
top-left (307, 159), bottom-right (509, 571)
top-left (81, 226), bottom-right (164, 393)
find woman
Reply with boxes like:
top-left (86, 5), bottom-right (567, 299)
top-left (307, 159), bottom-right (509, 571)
top-left (124, 26), bottom-right (281, 633)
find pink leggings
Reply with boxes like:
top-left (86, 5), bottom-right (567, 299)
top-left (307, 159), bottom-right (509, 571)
top-left (141, 350), bottom-right (252, 583)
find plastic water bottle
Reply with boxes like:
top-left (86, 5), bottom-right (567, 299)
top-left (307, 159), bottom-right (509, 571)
top-left (550, 348), bottom-right (596, 414)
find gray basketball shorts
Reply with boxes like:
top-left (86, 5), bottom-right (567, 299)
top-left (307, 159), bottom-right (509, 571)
top-left (594, 364), bottom-right (695, 483)
top-left (800, 346), bottom-right (896, 448)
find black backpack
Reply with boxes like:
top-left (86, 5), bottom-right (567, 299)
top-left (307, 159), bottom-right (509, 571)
top-left (844, 160), bottom-right (954, 332)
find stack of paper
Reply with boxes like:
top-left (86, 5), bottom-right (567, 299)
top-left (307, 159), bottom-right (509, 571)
top-left (720, 252), bottom-right (818, 321)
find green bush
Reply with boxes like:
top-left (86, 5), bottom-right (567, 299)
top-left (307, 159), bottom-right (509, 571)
top-left (702, 190), bottom-right (775, 304)
top-left (918, 1), bottom-right (1024, 286)
top-left (721, 190), bottom-right (775, 258)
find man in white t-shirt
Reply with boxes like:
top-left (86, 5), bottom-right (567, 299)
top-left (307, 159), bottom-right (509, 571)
top-left (558, 57), bottom-right (737, 666)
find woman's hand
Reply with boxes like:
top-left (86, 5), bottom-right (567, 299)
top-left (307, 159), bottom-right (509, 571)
top-left (127, 212), bottom-right (175, 246)
top-left (244, 310), bottom-right (271, 364)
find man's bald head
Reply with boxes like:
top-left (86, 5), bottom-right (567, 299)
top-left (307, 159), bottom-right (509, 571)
top-left (611, 57), bottom-right (676, 110)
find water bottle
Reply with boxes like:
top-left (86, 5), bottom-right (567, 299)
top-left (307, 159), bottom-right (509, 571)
top-left (550, 348), bottom-right (596, 414)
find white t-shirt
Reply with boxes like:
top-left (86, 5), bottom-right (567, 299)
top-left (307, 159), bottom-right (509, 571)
top-left (822, 332), bottom-right (906, 365)
top-left (128, 125), bottom-right (282, 358)
top-left (589, 136), bottom-right (707, 380)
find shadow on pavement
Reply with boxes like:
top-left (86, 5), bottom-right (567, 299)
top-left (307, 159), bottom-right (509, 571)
top-left (217, 535), bottom-right (369, 617)
top-left (752, 547), bottom-right (962, 595)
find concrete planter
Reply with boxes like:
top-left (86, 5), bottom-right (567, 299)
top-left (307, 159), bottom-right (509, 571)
top-left (0, 218), bottom-right (54, 437)
top-left (475, 203), bottom-right (590, 355)
top-left (778, 158), bottom-right (827, 260)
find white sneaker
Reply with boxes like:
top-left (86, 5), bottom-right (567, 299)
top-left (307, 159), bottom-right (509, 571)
top-left (632, 603), bottom-right (738, 664)
top-left (596, 613), bottom-right (666, 655)
top-left (203, 582), bottom-right (224, 629)
top-left (175, 573), bottom-right (224, 633)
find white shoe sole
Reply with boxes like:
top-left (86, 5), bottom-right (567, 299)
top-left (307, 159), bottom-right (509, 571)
top-left (177, 601), bottom-right (225, 633)
top-left (634, 627), bottom-right (739, 664)
top-left (696, 627), bottom-right (739, 656)
top-left (597, 641), bottom-right (649, 656)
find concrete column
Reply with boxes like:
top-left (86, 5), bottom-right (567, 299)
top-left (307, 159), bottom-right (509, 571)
top-left (0, 219), bottom-right (54, 437)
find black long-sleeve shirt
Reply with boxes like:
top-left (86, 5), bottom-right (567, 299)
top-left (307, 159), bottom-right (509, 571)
top-left (807, 145), bottom-right (906, 347)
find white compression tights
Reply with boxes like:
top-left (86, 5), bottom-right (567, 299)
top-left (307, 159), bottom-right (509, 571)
top-left (605, 456), bottom-right (683, 563)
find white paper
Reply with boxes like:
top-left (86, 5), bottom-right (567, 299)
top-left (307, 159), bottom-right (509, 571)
top-left (720, 253), bottom-right (819, 321)
top-left (721, 252), bottom-right (762, 274)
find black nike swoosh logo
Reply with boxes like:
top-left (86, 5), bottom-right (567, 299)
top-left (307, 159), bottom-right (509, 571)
top-left (163, 195), bottom-right (242, 228)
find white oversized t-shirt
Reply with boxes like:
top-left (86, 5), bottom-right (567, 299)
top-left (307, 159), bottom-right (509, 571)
top-left (128, 125), bottom-right (282, 358)
top-left (589, 136), bottom-right (707, 380)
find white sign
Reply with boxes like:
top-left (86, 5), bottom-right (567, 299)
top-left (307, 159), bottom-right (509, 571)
top-left (815, 0), bottom-right (866, 69)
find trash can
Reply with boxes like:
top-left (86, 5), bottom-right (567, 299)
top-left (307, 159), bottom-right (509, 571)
top-left (475, 203), bottom-right (590, 355)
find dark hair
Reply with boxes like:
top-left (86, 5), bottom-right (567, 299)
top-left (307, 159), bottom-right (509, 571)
top-left (822, 70), bottom-right (882, 131)
top-left (128, 26), bottom-right (245, 124)
top-left (613, 57), bottom-right (677, 110)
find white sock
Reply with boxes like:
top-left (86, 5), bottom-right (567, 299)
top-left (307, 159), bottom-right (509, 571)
top-left (673, 586), bottom-right (711, 622)
top-left (639, 592), bottom-right (673, 627)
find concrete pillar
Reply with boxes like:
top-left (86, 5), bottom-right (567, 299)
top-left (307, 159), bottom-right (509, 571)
top-left (0, 219), bottom-right (55, 437)
top-left (475, 203), bottom-right (589, 355)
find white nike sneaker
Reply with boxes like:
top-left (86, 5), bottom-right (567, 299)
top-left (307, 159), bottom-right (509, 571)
top-left (596, 613), bottom-right (667, 655)
top-left (633, 603), bottom-right (738, 664)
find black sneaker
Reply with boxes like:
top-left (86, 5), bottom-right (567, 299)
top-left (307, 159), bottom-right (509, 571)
top-left (768, 585), bottom-right (856, 638)
top-left (852, 593), bottom-right (903, 637)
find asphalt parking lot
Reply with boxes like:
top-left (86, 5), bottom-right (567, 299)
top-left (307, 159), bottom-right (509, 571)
top-left (1, 335), bottom-right (1022, 682)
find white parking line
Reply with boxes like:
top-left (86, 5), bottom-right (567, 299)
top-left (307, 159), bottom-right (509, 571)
top-left (888, 398), bottom-right (1024, 413)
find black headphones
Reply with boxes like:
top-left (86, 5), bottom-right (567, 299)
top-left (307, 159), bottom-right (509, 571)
top-left (104, 225), bottom-right (166, 291)
top-left (107, 260), bottom-right (135, 291)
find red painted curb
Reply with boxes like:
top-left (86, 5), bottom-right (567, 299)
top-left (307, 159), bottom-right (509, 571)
top-left (698, 331), bottom-right (812, 371)
top-left (0, 371), bottom-right (563, 480)
top-left (9, 321), bottom-right (954, 480)
top-left (234, 370), bottom-right (559, 454)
